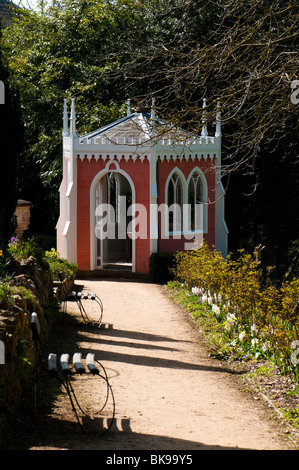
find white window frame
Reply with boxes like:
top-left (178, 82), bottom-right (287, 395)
top-left (186, 168), bottom-right (208, 235)
top-left (164, 167), bottom-right (208, 237)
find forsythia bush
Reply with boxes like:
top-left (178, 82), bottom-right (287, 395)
top-left (171, 242), bottom-right (299, 380)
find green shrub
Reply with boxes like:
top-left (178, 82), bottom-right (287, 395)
top-left (31, 234), bottom-right (56, 252)
top-left (45, 248), bottom-right (77, 281)
top-left (8, 237), bottom-right (49, 270)
top-left (6, 238), bottom-right (77, 282)
top-left (15, 285), bottom-right (40, 312)
top-left (170, 242), bottom-right (299, 381)
top-left (0, 282), bottom-right (14, 309)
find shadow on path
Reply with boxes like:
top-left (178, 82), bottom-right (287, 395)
top-left (4, 414), bottom-right (251, 451)
top-left (74, 322), bottom-right (245, 376)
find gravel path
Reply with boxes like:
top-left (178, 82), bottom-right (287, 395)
top-left (4, 278), bottom-right (294, 450)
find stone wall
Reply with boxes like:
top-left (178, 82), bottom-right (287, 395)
top-left (0, 256), bottom-right (55, 445)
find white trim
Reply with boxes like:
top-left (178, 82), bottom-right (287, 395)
top-left (186, 167), bottom-right (208, 233)
top-left (164, 168), bottom-right (185, 236)
top-left (164, 167), bottom-right (208, 236)
top-left (65, 182), bottom-right (73, 197)
top-left (90, 168), bottom-right (136, 272)
top-left (62, 221), bottom-right (70, 236)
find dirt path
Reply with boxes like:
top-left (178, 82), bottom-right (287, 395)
top-left (5, 278), bottom-right (296, 450)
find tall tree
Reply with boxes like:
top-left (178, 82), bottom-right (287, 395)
top-left (116, 0), bottom-right (298, 174)
top-left (0, 27), bottom-right (23, 244)
top-left (2, 0), bottom-right (146, 235)
top-left (116, 0), bottom-right (299, 272)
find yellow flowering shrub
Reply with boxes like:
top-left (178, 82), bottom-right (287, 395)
top-left (174, 241), bottom-right (228, 294)
top-left (171, 242), bottom-right (299, 379)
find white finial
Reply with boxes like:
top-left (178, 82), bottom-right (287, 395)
top-left (201, 98), bottom-right (208, 137)
top-left (215, 99), bottom-right (221, 137)
top-left (151, 98), bottom-right (156, 120)
top-left (70, 97), bottom-right (76, 136)
top-left (62, 98), bottom-right (69, 136)
top-left (127, 98), bottom-right (131, 116)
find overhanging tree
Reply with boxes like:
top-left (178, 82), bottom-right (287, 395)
top-left (115, 0), bottom-right (298, 175)
top-left (111, 0), bottom-right (298, 272)
top-left (2, 0), bottom-right (147, 235)
top-left (1, 0), bottom-right (298, 273)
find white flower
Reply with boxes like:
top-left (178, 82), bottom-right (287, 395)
top-left (212, 304), bottom-right (221, 316)
top-left (201, 294), bottom-right (207, 303)
top-left (224, 313), bottom-right (236, 331)
top-left (239, 331), bottom-right (247, 342)
top-left (261, 341), bottom-right (271, 352)
top-left (251, 338), bottom-right (259, 348)
top-left (208, 296), bottom-right (213, 305)
top-left (192, 287), bottom-right (200, 296)
top-left (227, 312), bottom-right (236, 322)
top-left (224, 322), bottom-right (233, 332)
top-left (251, 324), bottom-right (258, 336)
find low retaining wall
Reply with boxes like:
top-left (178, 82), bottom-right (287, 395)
top-left (0, 256), bottom-right (55, 446)
top-left (53, 276), bottom-right (75, 301)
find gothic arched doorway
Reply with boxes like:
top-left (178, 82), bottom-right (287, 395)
top-left (94, 170), bottom-right (133, 271)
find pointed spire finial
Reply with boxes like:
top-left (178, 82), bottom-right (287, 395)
top-left (62, 98), bottom-right (69, 136)
top-left (201, 98), bottom-right (208, 137)
top-left (127, 98), bottom-right (131, 116)
top-left (70, 97), bottom-right (76, 136)
top-left (215, 99), bottom-right (221, 137)
top-left (151, 98), bottom-right (156, 120)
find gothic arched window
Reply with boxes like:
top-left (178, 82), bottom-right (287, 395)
top-left (188, 170), bottom-right (203, 231)
top-left (167, 171), bottom-right (183, 233)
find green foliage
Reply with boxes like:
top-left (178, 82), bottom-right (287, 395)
top-left (0, 282), bottom-right (14, 309)
top-left (15, 339), bottom-right (31, 382)
top-left (0, 33), bottom-right (23, 243)
top-left (1, 1), bottom-right (142, 235)
top-left (170, 242), bottom-right (299, 382)
top-left (15, 285), bottom-right (40, 313)
top-left (0, 280), bottom-right (39, 313)
top-left (30, 234), bottom-right (56, 252)
top-left (3, 238), bottom-right (77, 282)
top-left (45, 248), bottom-right (77, 281)
top-left (7, 237), bottom-right (49, 270)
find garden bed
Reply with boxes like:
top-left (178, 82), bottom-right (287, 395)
top-left (166, 282), bottom-right (299, 442)
top-left (166, 242), bottom-right (299, 439)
